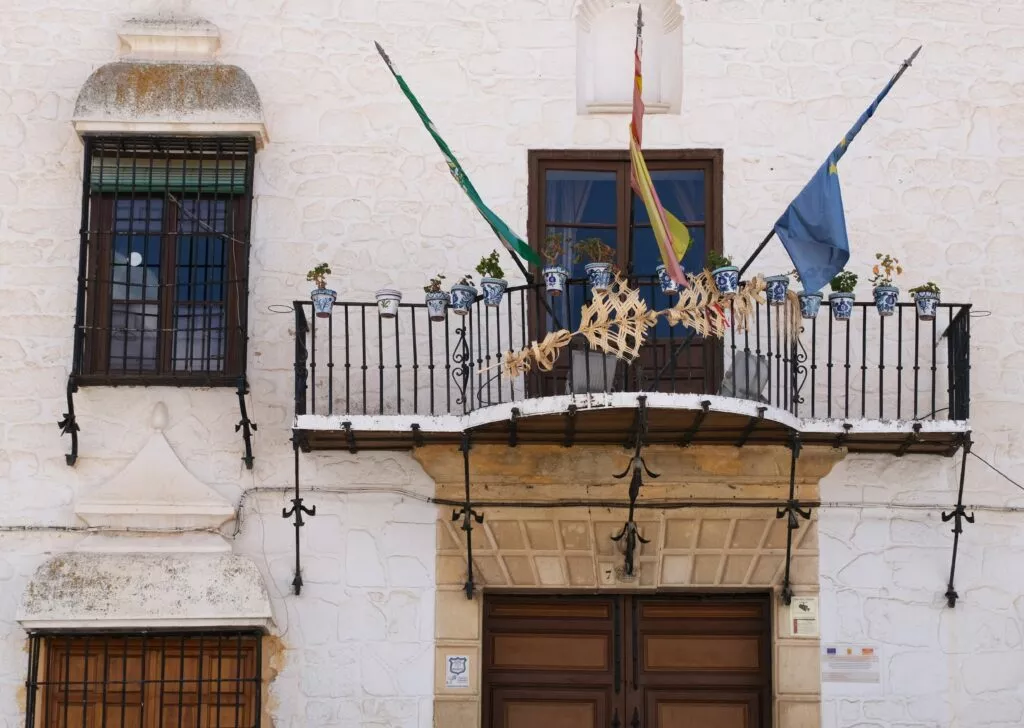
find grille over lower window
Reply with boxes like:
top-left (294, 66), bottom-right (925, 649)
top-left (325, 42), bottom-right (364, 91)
top-left (25, 632), bottom-right (262, 728)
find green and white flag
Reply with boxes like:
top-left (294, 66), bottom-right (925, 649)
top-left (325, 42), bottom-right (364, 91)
top-left (375, 42), bottom-right (542, 267)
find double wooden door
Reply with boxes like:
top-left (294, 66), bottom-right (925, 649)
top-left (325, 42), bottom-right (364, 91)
top-left (482, 594), bottom-right (771, 728)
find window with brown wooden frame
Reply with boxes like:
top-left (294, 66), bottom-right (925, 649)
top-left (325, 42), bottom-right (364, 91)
top-left (25, 632), bottom-right (262, 728)
top-left (526, 149), bottom-right (724, 395)
top-left (75, 137), bottom-right (256, 386)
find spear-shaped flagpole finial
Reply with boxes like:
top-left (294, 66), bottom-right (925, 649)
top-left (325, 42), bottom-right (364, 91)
top-left (636, 3), bottom-right (643, 36)
top-left (374, 41), bottom-right (392, 66)
top-left (905, 45), bottom-right (923, 67)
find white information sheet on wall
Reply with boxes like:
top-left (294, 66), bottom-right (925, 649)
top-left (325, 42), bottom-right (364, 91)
top-left (821, 644), bottom-right (882, 693)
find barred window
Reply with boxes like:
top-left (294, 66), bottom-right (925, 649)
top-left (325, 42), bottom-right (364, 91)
top-left (25, 632), bottom-right (261, 728)
top-left (76, 137), bottom-right (256, 385)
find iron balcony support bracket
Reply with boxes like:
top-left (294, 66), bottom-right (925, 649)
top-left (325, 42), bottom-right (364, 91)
top-left (942, 438), bottom-right (974, 608)
top-left (452, 432), bottom-right (484, 600)
top-left (563, 405), bottom-right (577, 448)
top-left (680, 400), bottom-right (711, 447)
top-left (736, 406), bottom-right (767, 448)
top-left (508, 407), bottom-right (520, 447)
top-left (777, 431), bottom-right (811, 605)
top-left (411, 423), bottom-right (424, 448)
top-left (234, 377), bottom-right (258, 470)
top-left (282, 435), bottom-right (316, 595)
top-left (57, 377), bottom-right (80, 467)
top-left (896, 422), bottom-right (923, 457)
top-left (834, 422), bottom-right (852, 449)
top-left (342, 421), bottom-right (357, 453)
top-left (611, 397), bottom-right (657, 577)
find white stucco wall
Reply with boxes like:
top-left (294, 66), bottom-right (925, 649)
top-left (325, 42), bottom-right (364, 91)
top-left (1, 0), bottom-right (1023, 726)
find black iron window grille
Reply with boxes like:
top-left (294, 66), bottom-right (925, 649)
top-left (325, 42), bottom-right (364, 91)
top-left (74, 137), bottom-right (256, 385)
top-left (24, 631), bottom-right (262, 728)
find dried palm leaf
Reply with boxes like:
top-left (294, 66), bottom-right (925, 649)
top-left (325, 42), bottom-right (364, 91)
top-left (576, 275), bottom-right (659, 362)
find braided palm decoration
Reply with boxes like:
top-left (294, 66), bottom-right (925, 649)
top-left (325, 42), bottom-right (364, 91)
top-left (502, 272), bottom-right (783, 378)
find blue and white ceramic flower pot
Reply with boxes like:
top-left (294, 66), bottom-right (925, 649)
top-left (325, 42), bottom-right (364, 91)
top-left (585, 262), bottom-right (614, 293)
top-left (712, 266), bottom-right (740, 296)
top-left (542, 265), bottom-right (569, 296)
top-left (873, 285), bottom-right (899, 317)
top-left (480, 277), bottom-right (507, 308)
top-left (449, 284), bottom-right (478, 316)
top-left (828, 292), bottom-right (855, 322)
top-left (425, 291), bottom-right (448, 322)
top-left (914, 291), bottom-right (939, 321)
top-left (375, 289), bottom-right (402, 318)
top-left (798, 291), bottom-right (823, 319)
top-left (656, 264), bottom-right (681, 296)
top-left (765, 275), bottom-right (790, 306)
top-left (310, 288), bottom-right (337, 318)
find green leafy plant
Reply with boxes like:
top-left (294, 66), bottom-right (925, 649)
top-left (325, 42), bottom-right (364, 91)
top-left (306, 263), bottom-right (331, 289)
top-left (909, 281), bottom-right (940, 296)
top-left (475, 250), bottom-right (505, 280)
top-left (423, 273), bottom-right (446, 294)
top-left (830, 271), bottom-right (858, 293)
top-left (869, 253), bottom-right (903, 287)
top-left (574, 237), bottom-right (616, 265)
top-left (705, 250), bottom-right (733, 270)
top-left (542, 232), bottom-right (566, 266)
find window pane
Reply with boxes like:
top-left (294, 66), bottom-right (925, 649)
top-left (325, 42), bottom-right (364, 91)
top-left (109, 199), bottom-right (163, 372)
top-left (544, 226), bottom-right (618, 332)
top-left (632, 169), bottom-right (706, 224)
top-left (174, 200), bottom-right (230, 372)
top-left (545, 170), bottom-right (618, 224)
top-left (631, 226), bottom-right (706, 277)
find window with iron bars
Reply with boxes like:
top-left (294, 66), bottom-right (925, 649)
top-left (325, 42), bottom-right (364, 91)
top-left (74, 137), bottom-right (256, 385)
top-left (24, 632), bottom-right (262, 728)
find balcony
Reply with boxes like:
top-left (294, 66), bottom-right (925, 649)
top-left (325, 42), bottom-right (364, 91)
top-left (292, 278), bottom-right (971, 455)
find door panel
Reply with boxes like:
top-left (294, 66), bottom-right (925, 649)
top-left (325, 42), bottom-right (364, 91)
top-left (491, 687), bottom-right (610, 728)
top-left (483, 594), bottom-right (771, 728)
top-left (647, 690), bottom-right (761, 728)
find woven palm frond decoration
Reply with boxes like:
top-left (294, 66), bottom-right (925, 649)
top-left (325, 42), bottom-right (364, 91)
top-left (503, 329), bottom-right (573, 377)
top-left (576, 274), bottom-right (659, 362)
top-left (728, 274), bottom-right (767, 334)
top-left (664, 270), bottom-right (727, 337)
top-left (500, 271), bottom-right (791, 378)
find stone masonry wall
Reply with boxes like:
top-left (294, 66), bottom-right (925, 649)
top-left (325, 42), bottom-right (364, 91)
top-left (1, 0), bottom-right (1024, 727)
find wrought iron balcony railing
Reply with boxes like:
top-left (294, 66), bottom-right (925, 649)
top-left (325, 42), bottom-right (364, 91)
top-left (293, 278), bottom-right (970, 424)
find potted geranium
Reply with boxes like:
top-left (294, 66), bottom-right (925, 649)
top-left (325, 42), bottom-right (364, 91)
top-left (449, 274), bottom-right (478, 316)
top-left (707, 250), bottom-right (739, 296)
top-left (375, 288), bottom-right (402, 318)
top-left (307, 263), bottom-right (336, 318)
top-left (869, 253), bottom-right (902, 317)
top-left (541, 232), bottom-right (569, 295)
top-left (764, 272), bottom-right (790, 306)
top-left (476, 250), bottom-right (507, 307)
top-left (909, 281), bottom-right (940, 321)
top-left (424, 274), bottom-right (447, 322)
top-left (575, 237), bottom-right (616, 293)
top-left (828, 271), bottom-right (857, 322)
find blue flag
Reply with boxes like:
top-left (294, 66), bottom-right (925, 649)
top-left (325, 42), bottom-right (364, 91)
top-left (775, 48), bottom-right (920, 293)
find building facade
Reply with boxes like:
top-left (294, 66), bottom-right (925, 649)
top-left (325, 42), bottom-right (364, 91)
top-left (0, 0), bottom-right (1021, 727)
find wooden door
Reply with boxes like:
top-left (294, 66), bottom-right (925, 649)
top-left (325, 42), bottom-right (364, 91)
top-left (483, 594), bottom-right (771, 728)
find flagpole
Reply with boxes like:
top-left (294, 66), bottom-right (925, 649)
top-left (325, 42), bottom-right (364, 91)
top-left (625, 6), bottom-right (642, 279)
top-left (737, 45), bottom-right (922, 278)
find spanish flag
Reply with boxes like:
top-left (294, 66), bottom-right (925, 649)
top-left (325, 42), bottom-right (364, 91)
top-left (629, 7), bottom-right (691, 286)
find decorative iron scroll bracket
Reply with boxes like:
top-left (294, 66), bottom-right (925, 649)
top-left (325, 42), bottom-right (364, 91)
top-left (452, 323), bottom-right (472, 411)
top-left (777, 431), bottom-right (811, 605)
top-left (612, 396), bottom-right (658, 577)
top-left (282, 435), bottom-right (316, 595)
top-left (453, 432), bottom-right (484, 600)
top-left (942, 437), bottom-right (974, 608)
top-left (234, 377), bottom-right (257, 470)
top-left (57, 377), bottom-right (80, 466)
